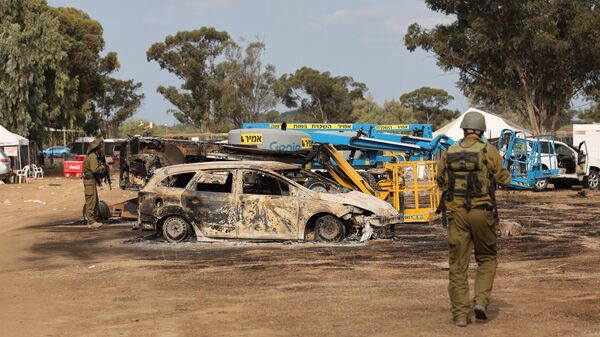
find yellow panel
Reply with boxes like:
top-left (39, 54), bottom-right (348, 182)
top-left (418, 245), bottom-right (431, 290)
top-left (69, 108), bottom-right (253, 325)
top-left (287, 123), bottom-right (353, 130)
top-left (301, 138), bottom-right (313, 148)
top-left (375, 124), bottom-right (409, 131)
top-left (240, 133), bottom-right (263, 144)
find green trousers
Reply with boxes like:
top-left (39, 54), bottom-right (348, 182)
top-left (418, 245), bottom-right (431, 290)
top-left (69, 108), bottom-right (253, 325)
top-left (83, 179), bottom-right (99, 225)
top-left (447, 208), bottom-right (497, 320)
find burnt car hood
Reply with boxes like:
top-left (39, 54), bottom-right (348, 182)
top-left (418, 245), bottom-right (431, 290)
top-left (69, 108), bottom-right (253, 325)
top-left (314, 191), bottom-right (399, 217)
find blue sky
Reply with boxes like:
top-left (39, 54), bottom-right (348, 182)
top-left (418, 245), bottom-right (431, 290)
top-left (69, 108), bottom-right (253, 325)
top-left (48, 0), bottom-right (466, 125)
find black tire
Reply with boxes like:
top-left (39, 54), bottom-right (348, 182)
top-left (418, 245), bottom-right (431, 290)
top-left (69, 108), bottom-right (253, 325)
top-left (533, 178), bottom-right (548, 192)
top-left (82, 200), bottom-right (110, 221)
top-left (585, 170), bottom-right (600, 190)
top-left (162, 216), bottom-right (191, 243)
top-left (304, 177), bottom-right (328, 193)
top-left (98, 201), bottom-right (110, 220)
top-left (315, 215), bottom-right (345, 242)
top-left (359, 171), bottom-right (378, 190)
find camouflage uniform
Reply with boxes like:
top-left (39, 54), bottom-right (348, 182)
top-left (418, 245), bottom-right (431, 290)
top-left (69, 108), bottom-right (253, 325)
top-left (437, 133), bottom-right (511, 322)
top-left (83, 141), bottom-right (106, 226)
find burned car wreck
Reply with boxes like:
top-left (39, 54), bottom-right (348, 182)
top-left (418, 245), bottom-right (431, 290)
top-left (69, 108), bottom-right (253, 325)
top-left (119, 136), bottom-right (315, 191)
top-left (135, 161), bottom-right (401, 243)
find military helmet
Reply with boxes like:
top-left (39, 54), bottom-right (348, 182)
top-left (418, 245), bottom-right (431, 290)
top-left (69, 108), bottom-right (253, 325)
top-left (460, 111), bottom-right (486, 132)
top-left (87, 137), bottom-right (104, 154)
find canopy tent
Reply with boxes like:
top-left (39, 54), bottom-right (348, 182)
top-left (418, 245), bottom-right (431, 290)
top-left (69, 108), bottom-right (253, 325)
top-left (434, 107), bottom-right (527, 141)
top-left (0, 124), bottom-right (28, 146)
top-left (0, 124), bottom-right (30, 169)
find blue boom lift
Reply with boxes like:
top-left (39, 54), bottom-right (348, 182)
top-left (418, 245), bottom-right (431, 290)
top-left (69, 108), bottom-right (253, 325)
top-left (242, 123), bottom-right (452, 168)
top-left (497, 128), bottom-right (559, 191)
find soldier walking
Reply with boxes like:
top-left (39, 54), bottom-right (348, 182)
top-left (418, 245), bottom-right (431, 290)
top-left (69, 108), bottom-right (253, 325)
top-left (83, 138), bottom-right (107, 229)
top-left (436, 111), bottom-right (512, 327)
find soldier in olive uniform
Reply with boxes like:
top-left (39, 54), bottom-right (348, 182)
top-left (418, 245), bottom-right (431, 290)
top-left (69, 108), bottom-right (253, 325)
top-left (436, 111), bottom-right (512, 327)
top-left (83, 138), bottom-right (107, 229)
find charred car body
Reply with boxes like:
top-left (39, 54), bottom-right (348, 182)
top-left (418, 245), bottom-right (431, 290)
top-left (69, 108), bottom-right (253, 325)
top-left (135, 161), bottom-right (401, 243)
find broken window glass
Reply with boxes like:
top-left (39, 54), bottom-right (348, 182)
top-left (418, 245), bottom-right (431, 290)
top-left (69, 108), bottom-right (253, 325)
top-left (242, 171), bottom-right (289, 196)
top-left (159, 172), bottom-right (196, 188)
top-left (196, 171), bottom-right (233, 193)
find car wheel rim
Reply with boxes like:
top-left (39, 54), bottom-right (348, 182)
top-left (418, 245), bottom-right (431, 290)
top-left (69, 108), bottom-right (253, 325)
top-left (318, 220), bottom-right (340, 241)
top-left (535, 179), bottom-right (547, 190)
top-left (165, 218), bottom-right (187, 241)
top-left (590, 175), bottom-right (599, 189)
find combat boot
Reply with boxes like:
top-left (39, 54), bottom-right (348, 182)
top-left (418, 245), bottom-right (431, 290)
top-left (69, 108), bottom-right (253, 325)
top-left (473, 304), bottom-right (488, 321)
top-left (87, 222), bottom-right (103, 229)
top-left (454, 319), bottom-right (467, 327)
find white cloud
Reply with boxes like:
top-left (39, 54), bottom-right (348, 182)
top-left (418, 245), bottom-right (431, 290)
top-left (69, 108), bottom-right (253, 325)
top-left (308, 2), bottom-right (452, 38)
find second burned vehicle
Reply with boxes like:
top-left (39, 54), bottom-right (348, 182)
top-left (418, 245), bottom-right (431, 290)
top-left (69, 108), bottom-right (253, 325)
top-left (119, 136), bottom-right (315, 191)
top-left (135, 161), bottom-right (401, 242)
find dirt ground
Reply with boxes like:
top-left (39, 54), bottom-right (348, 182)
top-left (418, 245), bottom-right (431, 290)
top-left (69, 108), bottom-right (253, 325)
top-left (1, 176), bottom-right (599, 337)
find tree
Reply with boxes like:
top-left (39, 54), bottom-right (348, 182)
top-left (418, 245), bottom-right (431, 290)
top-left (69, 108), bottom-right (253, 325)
top-left (118, 119), bottom-right (153, 137)
top-left (353, 95), bottom-right (418, 124)
top-left (216, 39), bottom-right (277, 129)
top-left (577, 105), bottom-right (600, 123)
top-left (0, 1), bottom-right (140, 143)
top-left (274, 67), bottom-right (367, 122)
top-left (97, 77), bottom-right (144, 138)
top-left (53, 7), bottom-right (104, 127)
top-left (0, 0), bottom-right (77, 140)
top-left (147, 27), bottom-right (232, 130)
top-left (405, 0), bottom-right (600, 134)
top-left (399, 87), bottom-right (459, 129)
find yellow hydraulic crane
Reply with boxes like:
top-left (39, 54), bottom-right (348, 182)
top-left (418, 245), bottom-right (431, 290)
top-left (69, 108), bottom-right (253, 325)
top-left (315, 144), bottom-right (440, 223)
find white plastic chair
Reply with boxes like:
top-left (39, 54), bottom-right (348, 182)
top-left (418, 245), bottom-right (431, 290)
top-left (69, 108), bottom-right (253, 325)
top-left (15, 165), bottom-right (30, 184)
top-left (30, 164), bottom-right (44, 179)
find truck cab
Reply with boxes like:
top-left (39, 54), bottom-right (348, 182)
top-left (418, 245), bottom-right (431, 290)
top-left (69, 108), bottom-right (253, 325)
top-left (539, 139), bottom-right (598, 190)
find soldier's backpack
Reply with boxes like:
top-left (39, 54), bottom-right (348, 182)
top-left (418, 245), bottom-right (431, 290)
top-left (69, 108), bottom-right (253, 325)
top-left (445, 141), bottom-right (491, 210)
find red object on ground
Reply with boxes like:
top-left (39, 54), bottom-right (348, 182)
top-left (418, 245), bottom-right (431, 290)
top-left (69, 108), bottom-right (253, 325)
top-left (64, 161), bottom-right (84, 178)
top-left (75, 155), bottom-right (86, 161)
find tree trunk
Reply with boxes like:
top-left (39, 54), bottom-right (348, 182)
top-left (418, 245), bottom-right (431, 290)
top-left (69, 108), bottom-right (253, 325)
top-left (516, 68), bottom-right (541, 135)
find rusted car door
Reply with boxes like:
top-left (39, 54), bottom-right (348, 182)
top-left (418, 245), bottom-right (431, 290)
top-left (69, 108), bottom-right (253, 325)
top-left (181, 170), bottom-right (238, 238)
top-left (237, 169), bottom-right (300, 240)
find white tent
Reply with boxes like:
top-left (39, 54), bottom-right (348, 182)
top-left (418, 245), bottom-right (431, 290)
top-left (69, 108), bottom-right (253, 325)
top-left (0, 124), bottom-right (28, 146)
top-left (0, 124), bottom-right (30, 169)
top-left (434, 107), bottom-right (527, 141)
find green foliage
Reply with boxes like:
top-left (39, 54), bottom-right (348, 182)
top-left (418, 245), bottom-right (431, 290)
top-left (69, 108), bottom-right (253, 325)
top-left (98, 78), bottom-right (144, 137)
top-left (215, 39), bottom-right (277, 128)
top-left (53, 7), bottom-right (104, 124)
top-left (405, 0), bottom-right (600, 134)
top-left (118, 119), bottom-right (207, 138)
top-left (0, 1), bottom-right (142, 145)
top-left (274, 67), bottom-right (367, 122)
top-left (118, 119), bottom-right (150, 137)
top-left (0, 0), bottom-right (76, 140)
top-left (353, 95), bottom-right (417, 124)
top-left (147, 30), bottom-right (278, 131)
top-left (147, 27), bottom-right (232, 129)
top-left (577, 104), bottom-right (600, 123)
top-left (399, 87), bottom-right (459, 129)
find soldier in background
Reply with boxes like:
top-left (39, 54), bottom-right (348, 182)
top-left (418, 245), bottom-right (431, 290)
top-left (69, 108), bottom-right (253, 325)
top-left (436, 111), bottom-right (512, 327)
top-left (83, 138), bottom-right (106, 229)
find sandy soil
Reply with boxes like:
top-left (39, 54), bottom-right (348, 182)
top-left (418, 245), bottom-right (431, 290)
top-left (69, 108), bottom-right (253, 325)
top-left (1, 176), bottom-right (599, 337)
